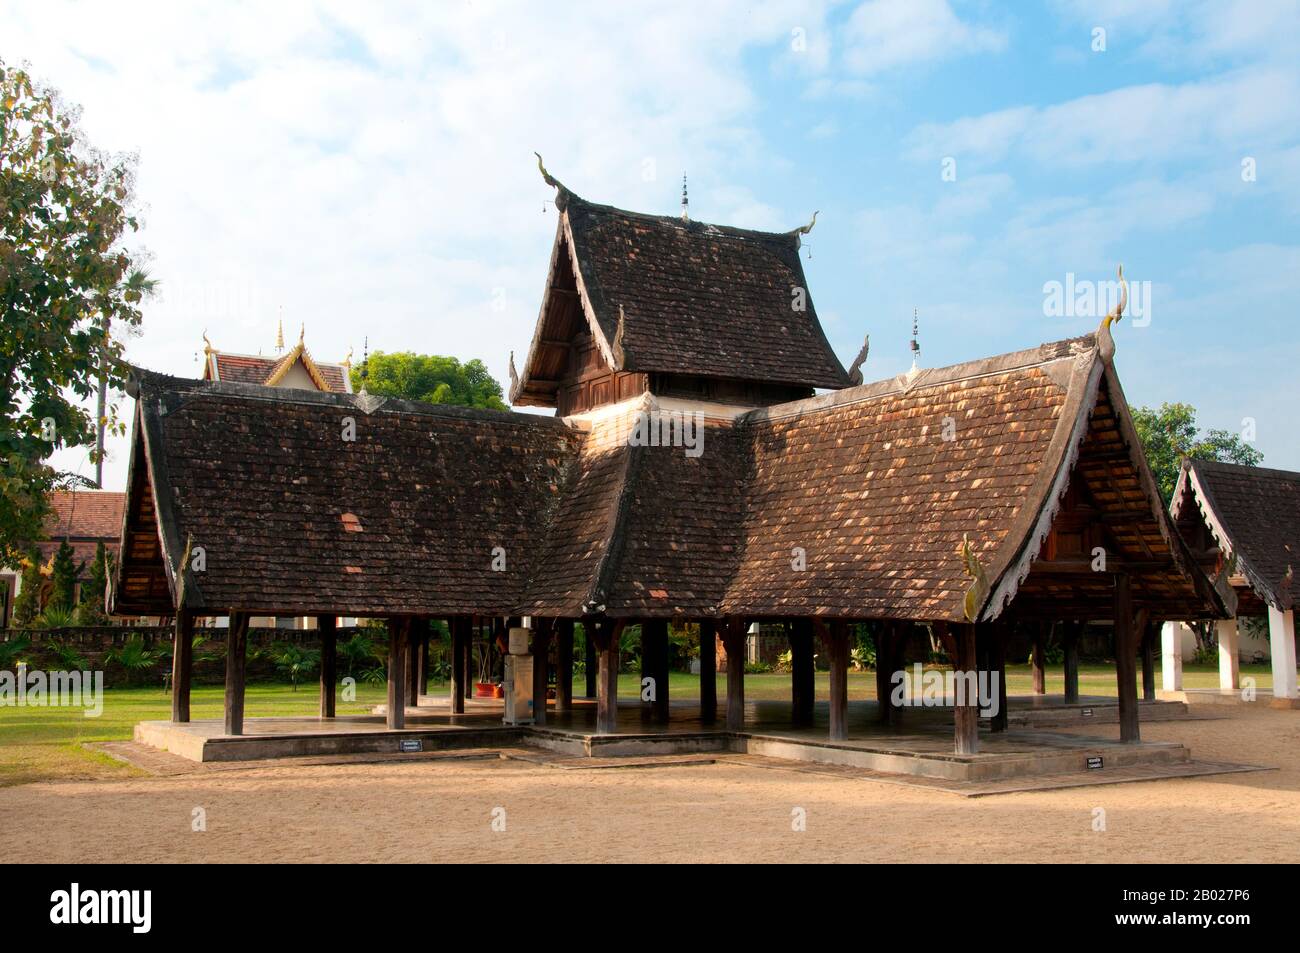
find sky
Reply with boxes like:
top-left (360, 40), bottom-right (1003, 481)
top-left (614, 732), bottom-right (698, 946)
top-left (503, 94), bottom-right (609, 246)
top-left (4, 0), bottom-right (1298, 490)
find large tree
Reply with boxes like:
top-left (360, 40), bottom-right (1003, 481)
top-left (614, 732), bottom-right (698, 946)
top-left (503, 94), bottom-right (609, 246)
top-left (1132, 402), bottom-right (1263, 503)
top-left (352, 351), bottom-right (507, 410)
top-left (1, 61), bottom-right (154, 563)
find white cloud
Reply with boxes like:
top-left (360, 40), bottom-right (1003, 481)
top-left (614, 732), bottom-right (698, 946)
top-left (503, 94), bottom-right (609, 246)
top-left (1, 0), bottom-right (826, 488)
top-left (842, 0), bottom-right (1006, 75)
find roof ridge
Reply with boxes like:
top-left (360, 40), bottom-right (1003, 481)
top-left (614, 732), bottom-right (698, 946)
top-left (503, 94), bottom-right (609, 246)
top-left (741, 334), bottom-right (1097, 425)
top-left (562, 189), bottom-right (801, 245)
top-left (1191, 458), bottom-right (1298, 481)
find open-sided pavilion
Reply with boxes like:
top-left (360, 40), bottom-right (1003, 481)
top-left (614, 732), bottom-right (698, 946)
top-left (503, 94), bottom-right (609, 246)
top-left (111, 175), bottom-right (1233, 763)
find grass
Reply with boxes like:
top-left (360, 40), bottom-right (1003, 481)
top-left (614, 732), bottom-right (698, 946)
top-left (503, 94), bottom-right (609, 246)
top-left (0, 663), bottom-right (1275, 787)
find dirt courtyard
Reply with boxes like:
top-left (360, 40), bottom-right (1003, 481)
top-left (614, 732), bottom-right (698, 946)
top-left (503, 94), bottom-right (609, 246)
top-left (3, 704), bottom-right (1298, 863)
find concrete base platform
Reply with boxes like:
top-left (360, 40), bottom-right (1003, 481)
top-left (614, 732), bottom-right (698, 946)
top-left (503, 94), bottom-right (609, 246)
top-left (137, 694), bottom-right (1198, 784)
top-left (1158, 688), bottom-right (1299, 709)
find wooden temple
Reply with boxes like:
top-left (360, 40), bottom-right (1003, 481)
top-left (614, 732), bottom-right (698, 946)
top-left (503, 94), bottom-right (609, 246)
top-left (1164, 459), bottom-right (1299, 704)
top-left (111, 172), bottom-right (1233, 755)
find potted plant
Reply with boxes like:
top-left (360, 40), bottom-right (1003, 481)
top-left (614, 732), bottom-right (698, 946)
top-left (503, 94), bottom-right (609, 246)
top-left (473, 640), bottom-right (495, 697)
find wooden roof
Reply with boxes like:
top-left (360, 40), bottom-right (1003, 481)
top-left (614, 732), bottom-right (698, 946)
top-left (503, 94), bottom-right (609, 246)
top-left (511, 189), bottom-right (848, 407)
top-left (1171, 459), bottom-right (1299, 611)
top-left (113, 335), bottom-right (1229, 623)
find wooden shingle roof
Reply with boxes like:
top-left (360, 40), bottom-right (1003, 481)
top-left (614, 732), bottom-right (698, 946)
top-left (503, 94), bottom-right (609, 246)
top-left (114, 334), bottom-right (1229, 623)
top-left (1171, 459), bottom-right (1299, 610)
top-left (512, 189), bottom-right (849, 405)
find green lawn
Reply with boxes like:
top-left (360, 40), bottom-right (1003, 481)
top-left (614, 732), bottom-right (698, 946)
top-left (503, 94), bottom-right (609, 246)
top-left (0, 663), bottom-right (1274, 787)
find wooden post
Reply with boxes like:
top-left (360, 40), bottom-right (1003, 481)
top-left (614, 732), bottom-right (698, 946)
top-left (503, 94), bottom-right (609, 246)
top-left (989, 620), bottom-right (1008, 733)
top-left (449, 617), bottom-right (466, 715)
top-left (532, 620), bottom-right (552, 726)
top-left (875, 621), bottom-right (894, 725)
top-left (888, 623), bottom-right (909, 728)
top-left (698, 620), bottom-right (717, 724)
top-left (555, 619), bottom-right (574, 714)
top-left (1063, 620), bottom-right (1081, 705)
top-left (1114, 574), bottom-right (1140, 743)
top-left (640, 619), bottom-right (670, 723)
top-left (818, 620), bottom-right (849, 741)
top-left (1031, 621), bottom-right (1047, 694)
top-left (1140, 618), bottom-right (1156, 702)
top-left (387, 617), bottom-right (408, 729)
top-left (419, 627), bottom-right (429, 698)
top-left (584, 627), bottom-right (597, 698)
top-left (721, 619), bottom-right (746, 732)
top-left (591, 619), bottom-right (622, 734)
top-left (406, 618), bottom-right (423, 705)
top-left (318, 615), bottom-right (337, 718)
top-left (171, 609), bottom-right (194, 723)
top-left (223, 611), bottom-right (250, 736)
top-left (952, 623), bottom-right (980, 755)
top-left (789, 619), bottom-right (815, 728)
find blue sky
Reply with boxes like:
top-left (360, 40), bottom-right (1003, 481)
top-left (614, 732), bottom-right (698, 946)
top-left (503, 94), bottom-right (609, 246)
top-left (3, 0), bottom-right (1297, 488)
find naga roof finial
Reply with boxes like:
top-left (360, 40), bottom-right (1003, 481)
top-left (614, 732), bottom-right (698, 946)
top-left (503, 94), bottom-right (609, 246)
top-left (847, 334), bottom-right (870, 386)
top-left (1096, 264), bottom-right (1128, 363)
top-left (534, 151), bottom-right (561, 190)
top-left (202, 329), bottom-right (213, 354)
top-left (508, 350), bottom-right (519, 392)
top-left (960, 533), bottom-right (990, 623)
top-left (790, 210), bottom-right (818, 237)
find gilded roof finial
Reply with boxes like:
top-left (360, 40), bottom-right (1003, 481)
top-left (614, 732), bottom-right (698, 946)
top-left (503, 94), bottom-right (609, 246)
top-left (681, 173), bottom-right (689, 222)
top-left (298, 322), bottom-right (305, 347)
top-left (534, 151), bottom-right (560, 189)
top-left (202, 329), bottom-right (213, 355)
top-left (1097, 264), bottom-right (1127, 364)
top-left (275, 309), bottom-right (284, 352)
top-left (341, 346), bottom-right (353, 370)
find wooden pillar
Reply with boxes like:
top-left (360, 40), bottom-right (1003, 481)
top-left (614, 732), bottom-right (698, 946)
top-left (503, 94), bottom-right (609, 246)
top-left (887, 623), bottom-right (908, 728)
top-left (1140, 618), bottom-right (1157, 702)
top-left (952, 623), bottom-right (980, 755)
top-left (223, 611), bottom-right (250, 736)
top-left (789, 619), bottom-right (815, 728)
top-left (171, 608), bottom-right (194, 723)
top-left (989, 620), bottom-right (1008, 733)
top-left (449, 617), bottom-right (466, 715)
top-left (590, 619), bottom-right (622, 734)
top-left (419, 628), bottom-right (429, 698)
top-left (698, 620), bottom-right (717, 724)
top-left (406, 618), bottom-right (423, 705)
top-left (318, 615), bottom-right (337, 718)
top-left (818, 620), bottom-right (850, 741)
top-left (1031, 621), bottom-right (1047, 695)
top-left (639, 619), bottom-right (670, 723)
top-left (532, 620), bottom-right (552, 726)
top-left (721, 618), bottom-right (746, 732)
top-left (1062, 620), bottom-right (1081, 705)
top-left (387, 617), bottom-right (408, 729)
top-left (1114, 574), bottom-right (1140, 743)
top-left (555, 618), bottom-right (574, 713)
top-left (584, 627), bottom-right (597, 698)
top-left (875, 622), bottom-right (894, 725)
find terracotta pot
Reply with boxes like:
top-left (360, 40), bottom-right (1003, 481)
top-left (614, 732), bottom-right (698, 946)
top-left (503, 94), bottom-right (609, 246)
top-left (475, 682), bottom-right (495, 698)
top-left (491, 684), bottom-right (504, 699)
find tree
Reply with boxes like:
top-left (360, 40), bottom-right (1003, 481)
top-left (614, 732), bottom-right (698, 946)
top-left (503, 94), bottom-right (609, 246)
top-left (11, 545), bottom-right (42, 625)
top-left (0, 61), bottom-right (155, 563)
top-left (47, 539), bottom-right (79, 611)
top-left (352, 352), bottom-right (507, 410)
top-left (78, 540), bottom-right (111, 623)
top-left (1132, 402), bottom-right (1263, 503)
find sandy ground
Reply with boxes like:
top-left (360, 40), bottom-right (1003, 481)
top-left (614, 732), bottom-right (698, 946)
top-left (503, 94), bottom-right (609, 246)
top-left (2, 705), bottom-right (1298, 863)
